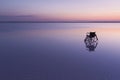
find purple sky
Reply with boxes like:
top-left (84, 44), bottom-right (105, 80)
top-left (1, 0), bottom-right (120, 21)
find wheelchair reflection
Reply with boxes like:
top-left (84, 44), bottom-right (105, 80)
top-left (84, 32), bottom-right (98, 52)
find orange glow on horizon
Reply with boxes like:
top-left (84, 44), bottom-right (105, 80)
top-left (37, 13), bottom-right (120, 21)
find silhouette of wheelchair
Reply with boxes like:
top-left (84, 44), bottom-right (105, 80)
top-left (84, 32), bottom-right (98, 51)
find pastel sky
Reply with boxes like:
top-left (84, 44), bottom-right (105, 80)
top-left (1, 0), bottom-right (120, 21)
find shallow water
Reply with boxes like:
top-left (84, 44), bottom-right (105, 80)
top-left (0, 23), bottom-right (120, 80)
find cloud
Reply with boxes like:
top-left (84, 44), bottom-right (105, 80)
top-left (0, 14), bottom-right (69, 21)
top-left (0, 15), bottom-right (43, 21)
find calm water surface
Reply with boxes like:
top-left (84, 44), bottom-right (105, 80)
top-left (0, 23), bottom-right (120, 80)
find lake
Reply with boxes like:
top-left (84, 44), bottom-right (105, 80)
top-left (0, 23), bottom-right (120, 80)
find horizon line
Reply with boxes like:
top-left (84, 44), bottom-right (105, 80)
top-left (1, 20), bottom-right (120, 23)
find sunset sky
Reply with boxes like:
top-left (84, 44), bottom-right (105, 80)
top-left (1, 0), bottom-right (120, 21)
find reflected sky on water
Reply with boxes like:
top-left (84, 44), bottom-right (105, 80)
top-left (0, 23), bottom-right (120, 80)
